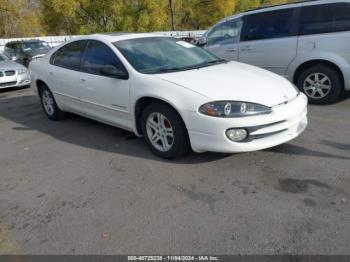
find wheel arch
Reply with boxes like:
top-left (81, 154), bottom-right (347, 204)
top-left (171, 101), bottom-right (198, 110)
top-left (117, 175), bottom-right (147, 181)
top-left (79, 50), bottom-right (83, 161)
top-left (35, 79), bottom-right (48, 95)
top-left (293, 59), bottom-right (344, 89)
top-left (134, 96), bottom-right (189, 137)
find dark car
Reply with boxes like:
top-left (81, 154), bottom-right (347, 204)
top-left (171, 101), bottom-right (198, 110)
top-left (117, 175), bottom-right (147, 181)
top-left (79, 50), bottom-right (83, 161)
top-left (4, 40), bottom-right (52, 67)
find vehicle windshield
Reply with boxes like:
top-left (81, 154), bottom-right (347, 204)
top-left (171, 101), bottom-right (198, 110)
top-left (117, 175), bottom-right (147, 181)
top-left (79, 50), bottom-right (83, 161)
top-left (0, 53), bottom-right (9, 62)
top-left (114, 37), bottom-right (225, 74)
top-left (22, 41), bottom-right (50, 52)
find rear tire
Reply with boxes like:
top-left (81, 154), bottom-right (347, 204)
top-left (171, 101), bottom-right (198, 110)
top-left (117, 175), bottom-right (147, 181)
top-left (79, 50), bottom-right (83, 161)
top-left (141, 102), bottom-right (190, 159)
top-left (39, 85), bottom-right (64, 120)
top-left (296, 64), bottom-right (343, 104)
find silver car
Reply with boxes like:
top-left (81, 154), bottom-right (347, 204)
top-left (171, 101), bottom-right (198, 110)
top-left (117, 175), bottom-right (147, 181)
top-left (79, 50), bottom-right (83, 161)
top-left (200, 0), bottom-right (350, 104)
top-left (0, 52), bottom-right (31, 89)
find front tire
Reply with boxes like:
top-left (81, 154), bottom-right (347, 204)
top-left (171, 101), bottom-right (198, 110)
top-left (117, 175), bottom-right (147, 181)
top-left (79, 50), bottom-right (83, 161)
top-left (296, 64), bottom-right (343, 104)
top-left (141, 102), bottom-right (190, 159)
top-left (39, 85), bottom-right (64, 120)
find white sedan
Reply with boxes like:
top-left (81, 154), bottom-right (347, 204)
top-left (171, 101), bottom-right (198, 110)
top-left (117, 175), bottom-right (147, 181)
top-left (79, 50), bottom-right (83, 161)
top-left (0, 52), bottom-right (31, 89)
top-left (29, 33), bottom-right (308, 159)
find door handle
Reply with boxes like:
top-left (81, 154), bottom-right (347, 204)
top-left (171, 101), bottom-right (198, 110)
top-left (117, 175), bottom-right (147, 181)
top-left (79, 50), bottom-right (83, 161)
top-left (240, 46), bottom-right (252, 52)
top-left (226, 48), bottom-right (236, 53)
top-left (79, 77), bottom-right (86, 82)
top-left (307, 41), bottom-right (316, 50)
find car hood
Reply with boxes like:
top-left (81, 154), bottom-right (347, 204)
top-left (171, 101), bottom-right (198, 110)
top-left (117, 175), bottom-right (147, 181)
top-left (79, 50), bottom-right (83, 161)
top-left (0, 60), bottom-right (26, 71)
top-left (154, 62), bottom-right (298, 107)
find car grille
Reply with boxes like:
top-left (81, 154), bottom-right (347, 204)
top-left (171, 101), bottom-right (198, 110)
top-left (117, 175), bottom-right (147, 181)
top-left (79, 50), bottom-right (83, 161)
top-left (0, 81), bottom-right (17, 87)
top-left (241, 109), bottom-right (307, 142)
top-left (5, 70), bottom-right (16, 76)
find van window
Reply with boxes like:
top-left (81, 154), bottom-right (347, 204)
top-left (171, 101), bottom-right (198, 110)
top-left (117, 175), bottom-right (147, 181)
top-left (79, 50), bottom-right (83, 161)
top-left (299, 3), bottom-right (350, 35)
top-left (242, 8), bottom-right (296, 41)
top-left (207, 19), bottom-right (241, 46)
top-left (52, 40), bottom-right (88, 71)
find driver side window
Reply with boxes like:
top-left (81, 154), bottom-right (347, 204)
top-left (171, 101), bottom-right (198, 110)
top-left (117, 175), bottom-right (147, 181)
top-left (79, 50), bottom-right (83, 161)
top-left (82, 40), bottom-right (127, 77)
top-left (207, 19), bottom-right (242, 46)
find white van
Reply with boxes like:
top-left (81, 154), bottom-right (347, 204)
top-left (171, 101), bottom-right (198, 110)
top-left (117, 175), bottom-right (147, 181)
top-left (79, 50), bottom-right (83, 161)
top-left (200, 0), bottom-right (350, 104)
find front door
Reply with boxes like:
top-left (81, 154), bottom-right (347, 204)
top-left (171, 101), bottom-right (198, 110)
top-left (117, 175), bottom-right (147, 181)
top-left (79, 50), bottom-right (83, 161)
top-left (79, 40), bottom-right (132, 130)
top-left (204, 18), bottom-right (242, 61)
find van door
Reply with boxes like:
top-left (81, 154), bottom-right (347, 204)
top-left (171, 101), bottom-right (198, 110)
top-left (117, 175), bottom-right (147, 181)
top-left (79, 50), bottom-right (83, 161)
top-left (238, 8), bottom-right (299, 76)
top-left (204, 18), bottom-right (242, 61)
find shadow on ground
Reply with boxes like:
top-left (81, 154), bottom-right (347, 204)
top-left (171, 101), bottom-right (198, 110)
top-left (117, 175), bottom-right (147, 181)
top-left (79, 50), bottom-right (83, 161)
top-left (0, 92), bottom-right (229, 164)
top-left (1, 90), bottom-right (348, 164)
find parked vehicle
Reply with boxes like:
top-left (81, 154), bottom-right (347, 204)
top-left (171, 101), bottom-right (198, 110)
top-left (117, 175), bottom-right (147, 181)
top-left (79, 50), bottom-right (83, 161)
top-left (199, 0), bottom-right (350, 104)
top-left (0, 51), bottom-right (31, 89)
top-left (4, 40), bottom-right (52, 67)
top-left (29, 34), bottom-right (307, 159)
top-left (180, 36), bottom-right (199, 45)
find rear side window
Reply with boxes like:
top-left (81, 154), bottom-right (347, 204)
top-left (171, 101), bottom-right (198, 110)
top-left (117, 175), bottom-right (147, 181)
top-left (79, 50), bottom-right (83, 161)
top-left (52, 40), bottom-right (88, 71)
top-left (242, 8), bottom-right (296, 41)
top-left (299, 3), bottom-right (350, 35)
top-left (5, 43), bottom-right (13, 49)
top-left (82, 40), bottom-right (127, 76)
top-left (4, 43), bottom-right (13, 54)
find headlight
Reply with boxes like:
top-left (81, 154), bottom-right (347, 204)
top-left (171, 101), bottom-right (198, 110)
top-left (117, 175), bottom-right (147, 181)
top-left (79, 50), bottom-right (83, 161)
top-left (199, 101), bottom-right (271, 118)
top-left (18, 68), bottom-right (28, 75)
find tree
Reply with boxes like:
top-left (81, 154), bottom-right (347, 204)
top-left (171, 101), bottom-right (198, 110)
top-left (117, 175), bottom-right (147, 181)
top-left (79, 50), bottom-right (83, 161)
top-left (40, 0), bottom-right (170, 34)
top-left (0, 0), bottom-right (42, 37)
top-left (171, 0), bottom-right (236, 30)
top-left (0, 0), bottom-right (297, 37)
top-left (236, 0), bottom-right (292, 12)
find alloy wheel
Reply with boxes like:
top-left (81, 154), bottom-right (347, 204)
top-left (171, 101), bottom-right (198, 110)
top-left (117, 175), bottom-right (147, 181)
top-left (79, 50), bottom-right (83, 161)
top-left (42, 90), bottom-right (55, 115)
top-left (303, 72), bottom-right (332, 99)
top-left (146, 112), bottom-right (174, 152)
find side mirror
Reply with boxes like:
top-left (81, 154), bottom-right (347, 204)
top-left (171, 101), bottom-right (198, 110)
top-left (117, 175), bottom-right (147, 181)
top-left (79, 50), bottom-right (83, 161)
top-left (100, 65), bottom-right (128, 80)
top-left (11, 55), bottom-right (17, 61)
top-left (197, 37), bottom-right (207, 47)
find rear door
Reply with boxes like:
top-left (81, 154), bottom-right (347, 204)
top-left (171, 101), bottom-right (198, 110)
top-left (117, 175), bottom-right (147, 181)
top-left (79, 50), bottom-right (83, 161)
top-left (79, 40), bottom-right (132, 130)
top-left (204, 18), bottom-right (242, 61)
top-left (238, 8), bottom-right (299, 76)
top-left (47, 40), bottom-right (88, 113)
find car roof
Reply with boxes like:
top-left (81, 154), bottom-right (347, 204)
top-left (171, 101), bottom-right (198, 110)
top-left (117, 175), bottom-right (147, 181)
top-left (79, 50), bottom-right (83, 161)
top-left (220, 0), bottom-right (348, 23)
top-left (6, 39), bottom-right (45, 44)
top-left (87, 32), bottom-right (170, 43)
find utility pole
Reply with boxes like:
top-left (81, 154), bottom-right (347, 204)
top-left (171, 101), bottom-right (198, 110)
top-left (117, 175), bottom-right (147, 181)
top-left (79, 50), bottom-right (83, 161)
top-left (169, 0), bottom-right (175, 31)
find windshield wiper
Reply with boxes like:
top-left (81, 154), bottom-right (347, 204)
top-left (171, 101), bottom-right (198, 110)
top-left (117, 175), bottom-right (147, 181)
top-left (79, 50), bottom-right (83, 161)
top-left (183, 59), bottom-right (228, 71)
top-left (200, 59), bottom-right (227, 66)
top-left (157, 67), bottom-right (184, 73)
top-left (155, 59), bottom-right (227, 74)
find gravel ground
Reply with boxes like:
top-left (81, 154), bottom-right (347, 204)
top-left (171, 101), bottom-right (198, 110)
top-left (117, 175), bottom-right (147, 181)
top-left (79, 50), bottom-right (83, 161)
top-left (0, 87), bottom-right (349, 255)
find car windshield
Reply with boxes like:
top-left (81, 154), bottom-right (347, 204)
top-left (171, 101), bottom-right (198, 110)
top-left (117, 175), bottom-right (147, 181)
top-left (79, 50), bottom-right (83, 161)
top-left (22, 41), bottom-right (50, 52)
top-left (114, 37), bottom-right (225, 74)
top-left (0, 53), bottom-right (9, 62)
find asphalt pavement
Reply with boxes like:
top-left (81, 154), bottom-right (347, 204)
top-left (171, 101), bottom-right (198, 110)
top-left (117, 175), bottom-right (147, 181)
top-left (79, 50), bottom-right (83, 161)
top-left (0, 87), bottom-right (349, 254)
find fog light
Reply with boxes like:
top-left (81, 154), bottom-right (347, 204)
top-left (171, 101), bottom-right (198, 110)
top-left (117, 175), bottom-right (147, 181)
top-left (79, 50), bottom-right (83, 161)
top-left (226, 128), bottom-right (248, 142)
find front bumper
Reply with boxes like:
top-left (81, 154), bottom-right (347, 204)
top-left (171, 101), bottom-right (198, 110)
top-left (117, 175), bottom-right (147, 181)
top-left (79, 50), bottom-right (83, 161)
top-left (186, 93), bottom-right (308, 153)
top-left (0, 72), bottom-right (31, 89)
